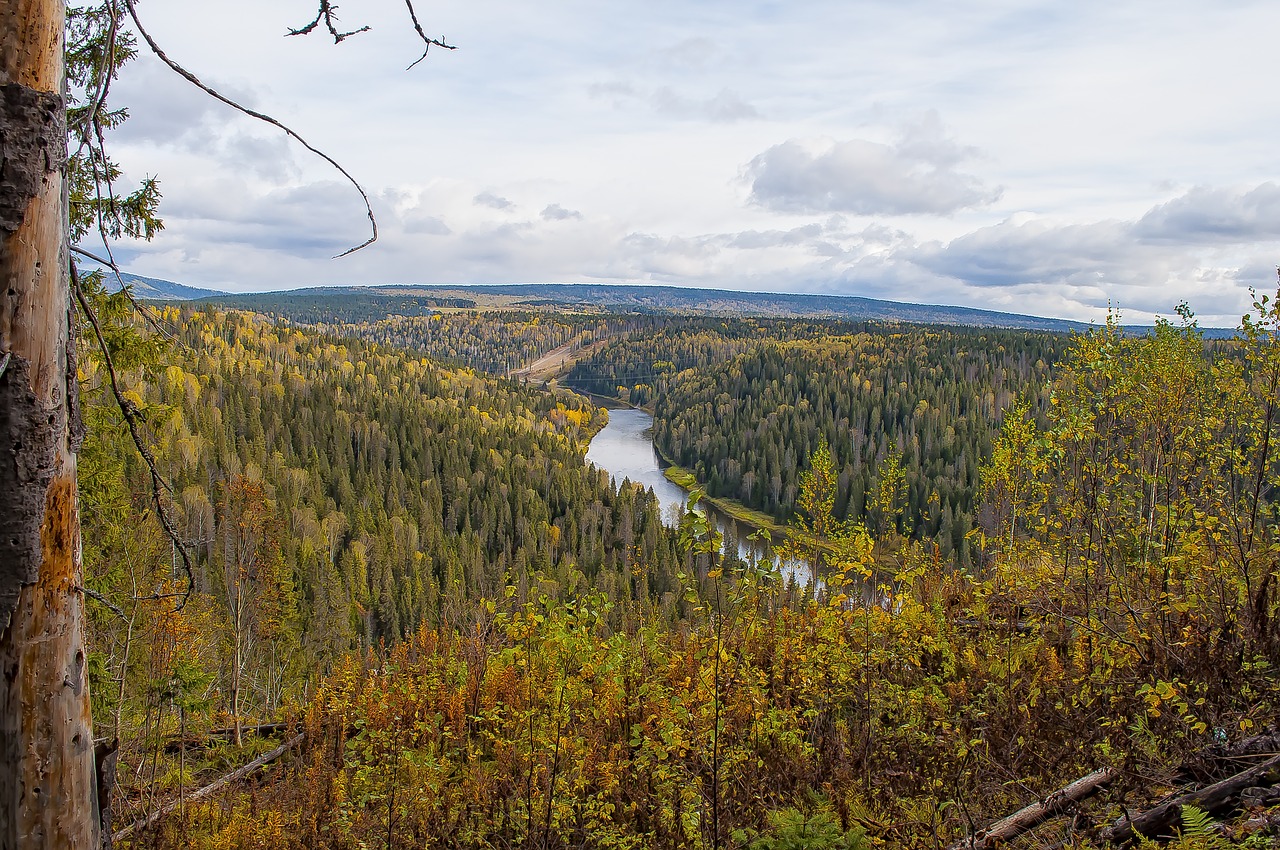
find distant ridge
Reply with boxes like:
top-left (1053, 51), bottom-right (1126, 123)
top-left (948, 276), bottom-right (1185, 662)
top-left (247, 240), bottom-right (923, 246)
top-left (199, 282), bottom-right (1090, 332)
top-left (127, 277), bottom-right (1233, 336)
top-left (455, 283), bottom-right (1090, 331)
top-left (91, 268), bottom-right (227, 301)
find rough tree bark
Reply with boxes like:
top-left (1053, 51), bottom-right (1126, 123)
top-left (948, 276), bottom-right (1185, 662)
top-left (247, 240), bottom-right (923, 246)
top-left (1103, 752), bottom-right (1280, 845)
top-left (0, 0), bottom-right (99, 847)
top-left (945, 767), bottom-right (1118, 850)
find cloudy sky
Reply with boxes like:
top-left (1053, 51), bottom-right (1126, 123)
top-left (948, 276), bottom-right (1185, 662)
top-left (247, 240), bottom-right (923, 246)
top-left (100, 0), bottom-right (1279, 324)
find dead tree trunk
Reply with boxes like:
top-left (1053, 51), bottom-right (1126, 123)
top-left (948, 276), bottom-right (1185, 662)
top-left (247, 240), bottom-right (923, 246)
top-left (0, 1), bottom-right (99, 847)
top-left (946, 767), bottom-right (1118, 850)
top-left (113, 733), bottom-right (306, 842)
top-left (1103, 753), bottom-right (1280, 845)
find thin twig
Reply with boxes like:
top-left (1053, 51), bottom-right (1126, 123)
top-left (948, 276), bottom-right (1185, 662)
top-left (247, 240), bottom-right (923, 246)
top-left (122, 0), bottom-right (377, 257)
top-left (71, 262), bottom-right (196, 610)
top-left (401, 0), bottom-right (456, 70)
top-left (286, 1), bottom-right (371, 43)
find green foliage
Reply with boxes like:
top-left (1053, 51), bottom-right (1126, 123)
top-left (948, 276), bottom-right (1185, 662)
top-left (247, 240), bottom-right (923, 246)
top-left (66, 2), bottom-right (164, 244)
top-left (733, 806), bottom-right (867, 850)
top-left (82, 296), bottom-right (1280, 849)
top-left (1170, 805), bottom-right (1227, 849)
top-left (78, 306), bottom-right (686, 827)
top-left (572, 320), bottom-right (1065, 564)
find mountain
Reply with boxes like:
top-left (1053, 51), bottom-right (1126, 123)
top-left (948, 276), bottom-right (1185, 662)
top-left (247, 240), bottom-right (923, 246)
top-left (93, 268), bottom-right (227, 300)
top-left (197, 283), bottom-right (1091, 331)
top-left (462, 284), bottom-right (1096, 330)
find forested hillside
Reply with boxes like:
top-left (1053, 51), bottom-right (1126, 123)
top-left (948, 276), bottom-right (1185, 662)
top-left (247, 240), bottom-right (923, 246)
top-left (149, 311), bottom-right (1280, 848)
top-left (32, 0), bottom-right (1277, 845)
top-left (570, 322), bottom-right (1067, 563)
top-left (197, 291), bottom-right (660, 377)
top-left (203, 283), bottom-right (1085, 330)
top-left (319, 311), bottom-right (634, 376)
top-left (79, 299), bottom-right (686, 820)
top-left (77, 289), bottom-right (1280, 850)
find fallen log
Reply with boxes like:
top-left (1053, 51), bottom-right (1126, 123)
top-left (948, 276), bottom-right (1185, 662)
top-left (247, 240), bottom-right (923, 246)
top-left (947, 726), bottom-right (1280, 849)
top-left (946, 767), bottom-right (1118, 850)
top-left (163, 721), bottom-right (291, 753)
top-left (113, 732), bottom-right (305, 842)
top-left (1102, 752), bottom-right (1280, 845)
top-left (1174, 726), bottom-right (1280, 785)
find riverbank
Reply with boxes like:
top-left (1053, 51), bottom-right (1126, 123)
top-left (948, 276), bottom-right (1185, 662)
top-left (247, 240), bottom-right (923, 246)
top-left (653, 444), bottom-right (839, 561)
top-left (659, 461), bottom-right (787, 535)
top-left (572, 385), bottom-right (834, 561)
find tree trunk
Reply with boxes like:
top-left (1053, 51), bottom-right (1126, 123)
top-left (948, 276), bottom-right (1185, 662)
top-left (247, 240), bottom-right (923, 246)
top-left (945, 767), bottom-right (1118, 850)
top-left (1102, 752), bottom-right (1280, 845)
top-left (232, 600), bottom-right (243, 747)
top-left (0, 1), bottom-right (99, 847)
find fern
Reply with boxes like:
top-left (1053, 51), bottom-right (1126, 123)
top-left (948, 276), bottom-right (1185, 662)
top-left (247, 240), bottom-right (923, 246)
top-left (1177, 806), bottom-right (1224, 849)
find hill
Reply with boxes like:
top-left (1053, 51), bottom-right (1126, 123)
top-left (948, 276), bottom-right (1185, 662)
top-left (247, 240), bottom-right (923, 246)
top-left (93, 268), bottom-right (227, 300)
top-left (193, 282), bottom-right (1088, 330)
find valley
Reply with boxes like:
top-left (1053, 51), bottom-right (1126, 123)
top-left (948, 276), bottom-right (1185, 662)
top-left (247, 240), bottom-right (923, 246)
top-left (15, 3), bottom-right (1273, 846)
top-left (67, 279), bottom-right (1280, 849)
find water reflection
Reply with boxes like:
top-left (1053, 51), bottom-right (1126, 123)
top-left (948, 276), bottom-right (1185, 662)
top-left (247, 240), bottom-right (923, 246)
top-left (584, 408), bottom-right (688, 517)
top-left (585, 407), bottom-right (814, 586)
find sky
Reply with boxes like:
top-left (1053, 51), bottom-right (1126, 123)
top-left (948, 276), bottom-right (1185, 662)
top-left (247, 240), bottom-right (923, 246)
top-left (98, 0), bottom-right (1280, 324)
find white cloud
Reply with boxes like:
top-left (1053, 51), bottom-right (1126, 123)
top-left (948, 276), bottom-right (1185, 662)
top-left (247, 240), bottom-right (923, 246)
top-left (541, 203), bottom-right (583, 221)
top-left (1134, 184), bottom-right (1280, 244)
top-left (474, 192), bottom-right (514, 210)
top-left (745, 116), bottom-right (1000, 215)
top-left (96, 0), bottom-right (1280, 325)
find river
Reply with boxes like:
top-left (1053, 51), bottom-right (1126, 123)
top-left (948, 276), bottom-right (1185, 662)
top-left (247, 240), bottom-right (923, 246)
top-left (585, 407), bottom-right (815, 585)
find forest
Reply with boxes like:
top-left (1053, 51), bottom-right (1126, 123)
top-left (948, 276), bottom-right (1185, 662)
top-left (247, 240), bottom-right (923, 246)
top-left (67, 276), bottom-right (1280, 849)
top-left (6, 1), bottom-right (1276, 848)
top-left (568, 321), bottom-right (1067, 566)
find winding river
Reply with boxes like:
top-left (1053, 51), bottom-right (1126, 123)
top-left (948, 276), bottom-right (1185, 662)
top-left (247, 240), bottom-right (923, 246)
top-left (585, 407), bottom-right (815, 585)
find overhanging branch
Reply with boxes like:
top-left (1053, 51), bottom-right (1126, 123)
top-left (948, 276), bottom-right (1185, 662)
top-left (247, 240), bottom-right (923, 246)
top-left (122, 0), bottom-right (378, 258)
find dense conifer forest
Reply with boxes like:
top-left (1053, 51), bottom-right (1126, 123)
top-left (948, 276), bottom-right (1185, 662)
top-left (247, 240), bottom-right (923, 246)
top-left (72, 281), bottom-right (1280, 849)
top-left (567, 322), bottom-right (1067, 565)
top-left (79, 295), bottom-right (692, 831)
top-left (17, 2), bottom-right (1274, 847)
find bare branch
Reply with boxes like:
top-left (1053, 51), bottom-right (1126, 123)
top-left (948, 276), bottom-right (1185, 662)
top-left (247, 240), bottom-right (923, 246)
top-left (286, 1), bottom-right (371, 43)
top-left (72, 245), bottom-right (176, 344)
top-left (401, 0), bottom-right (456, 70)
top-left (71, 262), bottom-right (197, 610)
top-left (76, 585), bottom-right (128, 621)
top-left (122, 0), bottom-right (377, 257)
